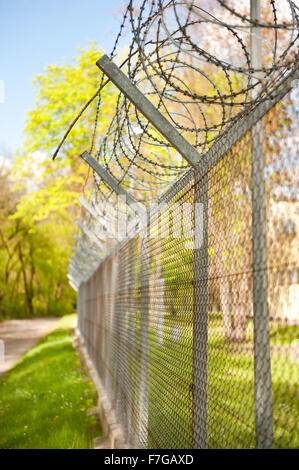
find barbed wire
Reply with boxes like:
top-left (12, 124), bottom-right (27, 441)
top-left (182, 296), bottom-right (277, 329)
top-left (87, 0), bottom-right (298, 201)
top-left (61, 0), bottom-right (298, 265)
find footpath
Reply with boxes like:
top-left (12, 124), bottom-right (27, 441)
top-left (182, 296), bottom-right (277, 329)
top-left (0, 318), bottom-right (59, 376)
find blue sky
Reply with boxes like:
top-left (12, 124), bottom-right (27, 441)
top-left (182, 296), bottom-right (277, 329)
top-left (0, 0), bottom-right (125, 156)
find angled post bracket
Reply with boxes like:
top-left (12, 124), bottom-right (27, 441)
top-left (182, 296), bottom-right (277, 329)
top-left (69, 263), bottom-right (88, 277)
top-left (74, 246), bottom-right (102, 265)
top-left (81, 151), bottom-right (140, 208)
top-left (78, 196), bottom-right (114, 236)
top-left (67, 274), bottom-right (79, 289)
top-left (76, 219), bottom-right (106, 252)
top-left (68, 269), bottom-right (86, 284)
top-left (68, 280), bottom-right (78, 292)
top-left (73, 235), bottom-right (102, 263)
top-left (69, 260), bottom-right (89, 278)
top-left (250, 0), bottom-right (274, 449)
top-left (96, 55), bottom-right (202, 168)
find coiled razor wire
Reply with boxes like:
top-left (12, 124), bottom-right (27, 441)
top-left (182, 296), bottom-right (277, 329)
top-left (84, 0), bottom-right (298, 203)
top-left (58, 0), bottom-right (298, 267)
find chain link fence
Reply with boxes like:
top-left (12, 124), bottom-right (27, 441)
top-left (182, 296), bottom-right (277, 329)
top-left (58, 0), bottom-right (299, 450)
top-left (77, 81), bottom-right (298, 448)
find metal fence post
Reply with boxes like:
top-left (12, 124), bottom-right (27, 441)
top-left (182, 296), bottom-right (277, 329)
top-left (116, 248), bottom-right (128, 430)
top-left (127, 239), bottom-right (135, 445)
top-left (250, 0), bottom-right (274, 449)
top-left (139, 208), bottom-right (150, 448)
top-left (192, 166), bottom-right (209, 449)
top-left (96, 56), bottom-right (202, 168)
top-left (76, 219), bottom-right (106, 252)
top-left (81, 152), bottom-right (139, 208)
top-left (73, 238), bottom-right (102, 264)
top-left (77, 285), bottom-right (81, 333)
top-left (80, 282), bottom-right (85, 338)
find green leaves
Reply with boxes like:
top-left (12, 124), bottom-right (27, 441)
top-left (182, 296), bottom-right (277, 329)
top-left (0, 43), bottom-right (119, 319)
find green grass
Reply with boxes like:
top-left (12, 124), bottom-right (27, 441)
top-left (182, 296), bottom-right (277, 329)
top-left (0, 314), bottom-right (102, 449)
top-left (142, 321), bottom-right (299, 449)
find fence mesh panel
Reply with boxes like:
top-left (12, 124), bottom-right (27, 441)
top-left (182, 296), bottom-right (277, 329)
top-left (78, 86), bottom-right (298, 448)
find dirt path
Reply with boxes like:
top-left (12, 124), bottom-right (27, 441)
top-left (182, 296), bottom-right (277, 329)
top-left (0, 318), bottom-right (59, 376)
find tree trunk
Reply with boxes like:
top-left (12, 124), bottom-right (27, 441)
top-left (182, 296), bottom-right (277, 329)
top-left (231, 274), bottom-right (249, 342)
top-left (219, 277), bottom-right (233, 341)
top-left (18, 244), bottom-right (34, 317)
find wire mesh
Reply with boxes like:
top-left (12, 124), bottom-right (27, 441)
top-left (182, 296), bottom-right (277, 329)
top-left (62, 0), bottom-right (299, 450)
top-left (78, 86), bottom-right (298, 448)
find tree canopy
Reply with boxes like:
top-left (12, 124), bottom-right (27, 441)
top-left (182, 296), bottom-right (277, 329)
top-left (0, 43), bottom-right (116, 319)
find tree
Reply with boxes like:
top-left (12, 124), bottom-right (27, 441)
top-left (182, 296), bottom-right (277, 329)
top-left (0, 43), bottom-right (118, 319)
